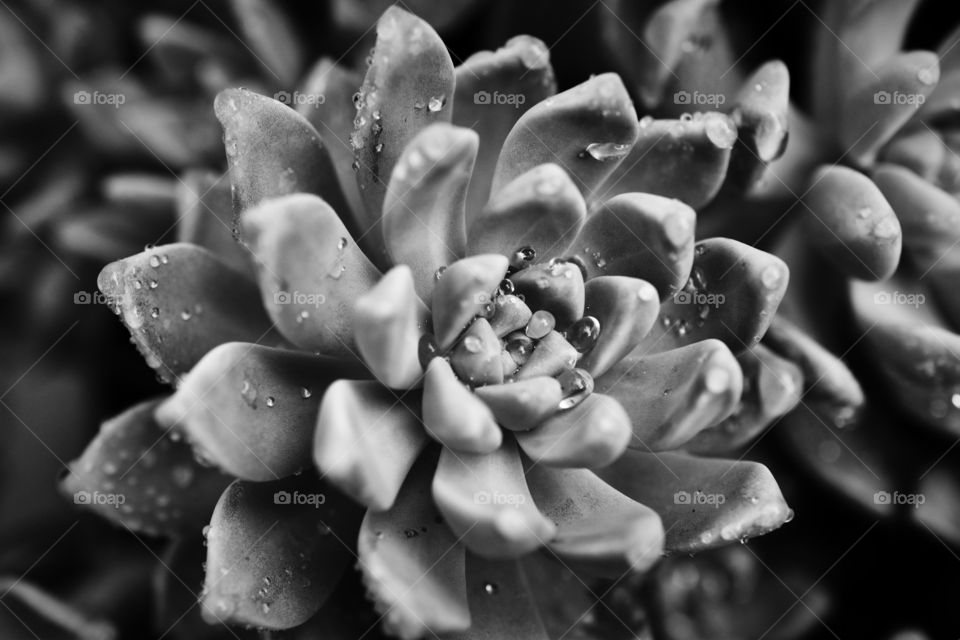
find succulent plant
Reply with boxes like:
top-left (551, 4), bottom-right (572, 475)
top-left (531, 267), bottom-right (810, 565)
top-left (735, 0), bottom-right (960, 548)
top-left (59, 6), bottom-right (808, 638)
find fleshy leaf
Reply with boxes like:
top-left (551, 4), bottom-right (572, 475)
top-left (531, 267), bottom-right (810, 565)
top-left (432, 437), bottom-right (555, 557)
top-left (443, 555), bottom-right (549, 640)
top-left (515, 394), bottom-right (631, 468)
top-left (422, 358), bottom-right (502, 453)
top-left (202, 475), bottom-right (362, 629)
top-left (511, 261), bottom-right (585, 329)
top-left (580, 276), bottom-right (660, 377)
top-left (684, 344), bottom-right (802, 455)
top-left (601, 0), bottom-right (720, 109)
top-left (214, 88), bottom-right (349, 220)
top-left (596, 339), bottom-right (742, 451)
top-left (850, 276), bottom-right (960, 436)
top-left (353, 7), bottom-right (455, 257)
top-left (801, 165), bottom-right (901, 280)
top-left (358, 452), bottom-right (470, 640)
top-left (839, 51), bottom-right (939, 165)
top-left (314, 380), bottom-right (427, 511)
top-left (526, 466), bottom-right (664, 577)
top-left (229, 0), bottom-right (304, 86)
top-left (599, 450), bottom-right (792, 553)
top-left (492, 73), bottom-right (640, 201)
top-left (296, 58), bottom-right (365, 222)
top-left (762, 315), bottom-right (864, 415)
top-left (515, 331), bottom-right (579, 380)
top-left (62, 399), bottom-right (232, 536)
top-left (175, 170), bottom-right (255, 279)
top-left (873, 162), bottom-right (960, 273)
top-left (724, 61), bottom-right (790, 193)
top-left (241, 193), bottom-right (382, 358)
top-left (383, 123), bottom-right (476, 300)
top-left (449, 318), bottom-right (504, 387)
top-left (97, 243), bottom-right (276, 383)
top-left (571, 193), bottom-right (696, 298)
top-left (641, 238), bottom-right (788, 353)
top-left (467, 164), bottom-right (585, 260)
top-left (474, 377), bottom-right (563, 432)
top-left (354, 265), bottom-right (429, 389)
top-left (155, 342), bottom-right (340, 481)
top-left (454, 35), bottom-right (557, 216)
top-left (432, 254), bottom-right (509, 349)
top-left (603, 113), bottom-right (737, 208)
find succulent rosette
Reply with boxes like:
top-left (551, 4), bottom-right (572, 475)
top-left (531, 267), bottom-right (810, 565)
top-left (728, 0), bottom-right (960, 546)
top-left (63, 7), bottom-right (800, 637)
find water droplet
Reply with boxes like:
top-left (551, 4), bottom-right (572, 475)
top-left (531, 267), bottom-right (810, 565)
top-left (917, 66), bottom-right (936, 85)
top-left (266, 396), bottom-right (276, 408)
top-left (856, 206), bottom-right (872, 219)
top-left (301, 387), bottom-right (312, 399)
top-left (434, 265), bottom-right (447, 280)
top-left (428, 95), bottom-right (445, 112)
top-left (418, 334), bottom-right (440, 369)
top-left (760, 264), bottom-right (783, 289)
top-left (463, 335), bottom-right (483, 353)
top-left (150, 307), bottom-right (160, 319)
top-left (483, 582), bottom-right (498, 595)
top-left (160, 255), bottom-right (169, 265)
top-left (414, 98), bottom-right (425, 110)
top-left (566, 316), bottom-right (601, 352)
top-left (584, 142), bottom-right (631, 161)
top-left (148, 279), bottom-right (158, 289)
top-left (133, 280), bottom-right (142, 290)
top-left (639, 115), bottom-right (654, 128)
top-left (149, 255), bottom-right (161, 268)
top-left (526, 310), bottom-right (556, 339)
top-left (180, 309), bottom-right (192, 321)
top-left (338, 237), bottom-right (348, 250)
top-left (637, 282), bottom-right (657, 302)
top-left (873, 217), bottom-right (899, 239)
top-left (240, 380), bottom-right (257, 408)
top-left (505, 333), bottom-right (534, 365)
top-left (498, 278), bottom-right (515, 296)
top-left (557, 368), bottom-right (595, 410)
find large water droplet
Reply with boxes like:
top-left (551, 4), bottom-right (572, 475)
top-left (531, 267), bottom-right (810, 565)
top-left (584, 142), bottom-right (631, 161)
top-left (526, 310), bottom-right (556, 339)
top-left (566, 316), bottom-right (601, 352)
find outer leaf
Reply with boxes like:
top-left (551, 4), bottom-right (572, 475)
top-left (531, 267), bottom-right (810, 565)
top-left (314, 380), bottom-right (427, 511)
top-left (358, 452), bottom-right (470, 640)
top-left (62, 399), bottom-right (232, 536)
top-left (383, 123), bottom-right (476, 300)
top-left (97, 243), bottom-right (276, 383)
top-left (599, 450), bottom-right (792, 553)
top-left (353, 7), bottom-right (455, 257)
top-left (432, 438), bottom-right (555, 558)
top-left (571, 193), bottom-right (695, 298)
top-left (215, 88), bottom-right (349, 220)
top-left (525, 467), bottom-right (664, 577)
top-left (155, 342), bottom-right (341, 481)
top-left (241, 193), bottom-right (382, 358)
top-left (597, 339), bottom-right (742, 451)
top-left (492, 73), bottom-right (640, 201)
top-left (202, 475), bottom-right (362, 629)
top-left (454, 35), bottom-right (557, 216)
